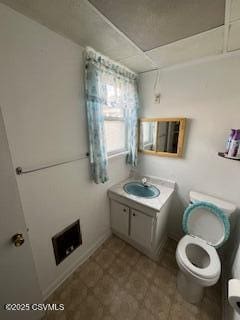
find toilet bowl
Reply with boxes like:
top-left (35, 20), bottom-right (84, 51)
top-left (176, 235), bottom-right (221, 303)
top-left (176, 191), bottom-right (236, 304)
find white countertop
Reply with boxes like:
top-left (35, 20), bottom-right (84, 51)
top-left (108, 176), bottom-right (175, 212)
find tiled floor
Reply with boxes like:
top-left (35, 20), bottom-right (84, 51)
top-left (45, 236), bottom-right (221, 320)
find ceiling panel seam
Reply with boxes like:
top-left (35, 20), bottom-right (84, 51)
top-left (85, 0), bottom-right (157, 68)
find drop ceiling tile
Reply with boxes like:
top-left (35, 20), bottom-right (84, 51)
top-left (146, 27), bottom-right (224, 69)
top-left (0, 0), bottom-right (137, 55)
top-left (89, 0), bottom-right (225, 51)
top-left (230, 0), bottom-right (240, 21)
top-left (120, 54), bottom-right (156, 73)
top-left (228, 20), bottom-right (240, 51)
top-left (100, 39), bottom-right (141, 61)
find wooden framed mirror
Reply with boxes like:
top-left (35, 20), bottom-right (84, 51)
top-left (139, 118), bottom-right (186, 157)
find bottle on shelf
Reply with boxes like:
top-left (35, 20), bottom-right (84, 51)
top-left (225, 129), bottom-right (236, 154)
top-left (228, 129), bottom-right (240, 158)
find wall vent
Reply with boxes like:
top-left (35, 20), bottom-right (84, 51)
top-left (52, 219), bottom-right (82, 265)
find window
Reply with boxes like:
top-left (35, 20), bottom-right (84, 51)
top-left (103, 84), bottom-right (127, 156)
top-left (85, 47), bottom-right (139, 183)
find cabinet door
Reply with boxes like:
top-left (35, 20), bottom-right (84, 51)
top-left (110, 200), bottom-right (129, 236)
top-left (130, 209), bottom-right (154, 249)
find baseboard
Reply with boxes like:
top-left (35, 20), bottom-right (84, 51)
top-left (156, 236), bottom-right (168, 257)
top-left (167, 234), bottom-right (180, 243)
top-left (112, 229), bottom-right (166, 261)
top-left (42, 229), bottom-right (112, 300)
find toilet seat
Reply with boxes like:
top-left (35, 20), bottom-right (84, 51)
top-left (177, 235), bottom-right (221, 280)
top-left (183, 201), bottom-right (230, 248)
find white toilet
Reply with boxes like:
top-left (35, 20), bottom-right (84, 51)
top-left (176, 191), bottom-right (236, 304)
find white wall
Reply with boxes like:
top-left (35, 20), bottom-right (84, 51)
top-left (139, 54), bottom-right (240, 238)
top-left (0, 3), bottom-right (129, 298)
top-left (139, 53), bottom-right (240, 320)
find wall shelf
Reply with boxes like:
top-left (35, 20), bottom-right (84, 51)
top-left (218, 152), bottom-right (240, 161)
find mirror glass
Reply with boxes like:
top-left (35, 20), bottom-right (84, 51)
top-left (139, 118), bottom-right (186, 157)
top-left (140, 121), bottom-right (157, 151)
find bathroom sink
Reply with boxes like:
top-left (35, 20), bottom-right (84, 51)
top-left (123, 182), bottom-right (160, 198)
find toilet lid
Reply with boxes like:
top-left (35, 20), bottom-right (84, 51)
top-left (182, 201), bottom-right (230, 248)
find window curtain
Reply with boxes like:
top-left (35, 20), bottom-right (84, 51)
top-left (85, 47), bottom-right (139, 184)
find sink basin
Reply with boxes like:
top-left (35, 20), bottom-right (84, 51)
top-left (123, 182), bottom-right (160, 198)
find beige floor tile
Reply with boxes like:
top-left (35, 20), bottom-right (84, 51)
top-left (135, 255), bottom-right (158, 279)
top-left (164, 238), bottom-right (178, 254)
top-left (75, 259), bottom-right (104, 288)
top-left (59, 280), bottom-right (89, 311)
top-left (90, 243), bottom-right (107, 260)
top-left (66, 293), bottom-right (104, 320)
top-left (47, 275), bottom-right (89, 311)
top-left (153, 265), bottom-right (176, 298)
top-left (119, 243), bottom-right (141, 266)
top-left (104, 235), bottom-right (126, 255)
top-left (93, 273), bottom-right (120, 306)
top-left (144, 284), bottom-right (171, 319)
top-left (169, 304), bottom-right (201, 320)
top-left (101, 311), bottom-right (116, 320)
top-left (205, 281), bottom-right (221, 305)
top-left (108, 256), bottom-right (131, 285)
top-left (200, 297), bottom-right (221, 320)
top-left (108, 289), bottom-right (139, 320)
top-left (93, 247), bottom-right (116, 269)
top-left (174, 291), bottom-right (201, 316)
top-left (134, 307), bottom-right (157, 320)
top-left (46, 237), bottom-right (222, 320)
top-left (125, 271), bottom-right (150, 301)
top-left (159, 250), bottom-right (178, 275)
top-left (45, 311), bottom-right (67, 320)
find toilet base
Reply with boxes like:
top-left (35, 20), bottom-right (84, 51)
top-left (177, 270), bottom-right (204, 304)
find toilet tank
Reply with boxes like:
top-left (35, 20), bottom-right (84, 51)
top-left (189, 191), bottom-right (236, 217)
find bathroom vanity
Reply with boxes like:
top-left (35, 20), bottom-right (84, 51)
top-left (108, 177), bottom-right (175, 260)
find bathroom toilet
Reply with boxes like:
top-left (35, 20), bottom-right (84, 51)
top-left (176, 191), bottom-right (236, 304)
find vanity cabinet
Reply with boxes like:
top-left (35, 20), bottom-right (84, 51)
top-left (130, 209), bottom-right (154, 250)
top-left (110, 199), bottom-right (167, 260)
top-left (108, 178), bottom-right (175, 261)
top-left (110, 200), bottom-right (130, 237)
top-left (110, 201), bottom-right (154, 250)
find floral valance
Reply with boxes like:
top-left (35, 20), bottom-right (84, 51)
top-left (85, 47), bottom-right (139, 114)
top-left (85, 47), bottom-right (137, 81)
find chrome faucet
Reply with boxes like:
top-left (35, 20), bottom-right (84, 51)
top-left (141, 177), bottom-right (151, 187)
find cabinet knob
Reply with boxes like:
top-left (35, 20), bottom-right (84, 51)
top-left (123, 208), bottom-right (126, 212)
top-left (133, 213), bottom-right (136, 216)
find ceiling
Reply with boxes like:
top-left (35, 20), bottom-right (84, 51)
top-left (89, 0), bottom-right (225, 51)
top-left (0, 0), bottom-right (226, 73)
